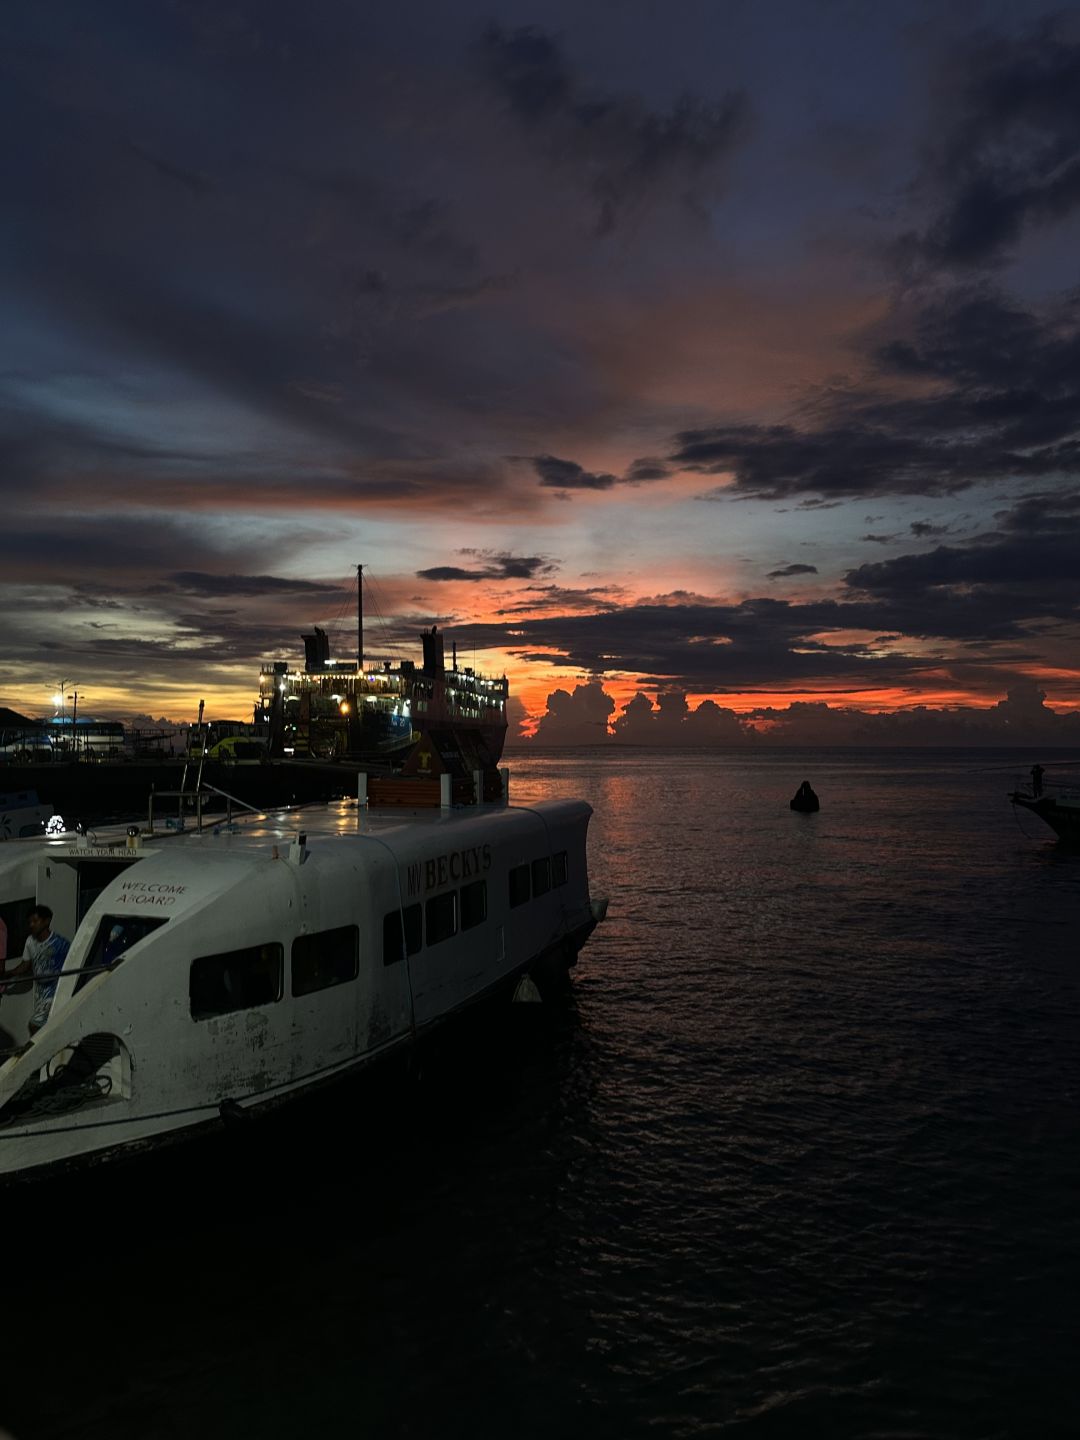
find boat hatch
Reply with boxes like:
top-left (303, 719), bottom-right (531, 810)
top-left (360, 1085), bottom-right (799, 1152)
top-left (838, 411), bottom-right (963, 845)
top-left (73, 914), bottom-right (169, 995)
top-left (37, 856), bottom-right (141, 939)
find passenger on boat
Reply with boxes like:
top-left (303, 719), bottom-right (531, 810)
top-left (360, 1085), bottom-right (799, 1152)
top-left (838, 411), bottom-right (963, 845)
top-left (104, 923), bottom-right (132, 968)
top-left (0, 905), bottom-right (70, 1034)
top-left (1031, 763), bottom-right (1045, 798)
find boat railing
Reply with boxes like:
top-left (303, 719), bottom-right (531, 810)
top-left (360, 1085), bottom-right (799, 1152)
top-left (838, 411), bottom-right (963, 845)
top-left (1011, 776), bottom-right (1080, 800)
top-left (147, 782), bottom-right (263, 835)
top-left (1, 961), bottom-right (118, 993)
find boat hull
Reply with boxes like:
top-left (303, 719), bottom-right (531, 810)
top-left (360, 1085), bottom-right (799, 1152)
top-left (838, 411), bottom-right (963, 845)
top-left (0, 915), bottom-right (596, 1185)
top-left (1010, 793), bottom-right (1080, 844)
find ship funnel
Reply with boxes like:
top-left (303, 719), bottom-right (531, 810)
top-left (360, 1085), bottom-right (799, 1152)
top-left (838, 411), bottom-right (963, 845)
top-left (421, 625), bottom-right (445, 678)
top-left (302, 626), bottom-right (331, 673)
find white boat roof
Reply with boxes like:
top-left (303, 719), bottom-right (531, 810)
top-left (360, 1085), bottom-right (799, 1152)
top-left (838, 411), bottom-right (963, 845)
top-left (0, 796), bottom-right (588, 870)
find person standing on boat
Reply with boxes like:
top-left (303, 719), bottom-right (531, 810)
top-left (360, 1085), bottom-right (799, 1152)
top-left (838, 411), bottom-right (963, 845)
top-left (0, 905), bottom-right (70, 1035)
top-left (1031, 763), bottom-right (1045, 798)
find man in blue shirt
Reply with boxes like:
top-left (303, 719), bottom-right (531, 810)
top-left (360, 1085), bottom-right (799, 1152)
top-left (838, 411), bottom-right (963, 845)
top-left (0, 904), bottom-right (70, 1034)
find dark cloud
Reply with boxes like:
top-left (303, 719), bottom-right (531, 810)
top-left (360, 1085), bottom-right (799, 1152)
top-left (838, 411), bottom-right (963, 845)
top-left (418, 568), bottom-right (492, 582)
top-left (496, 584), bottom-right (622, 615)
top-left (459, 599), bottom-right (924, 691)
top-left (13, 255), bottom-right (402, 456)
top-left (862, 534), bottom-right (896, 545)
top-left (910, 521), bottom-right (949, 538)
top-left (531, 454), bottom-right (617, 490)
top-left (900, 25), bottom-right (1080, 270)
top-left (767, 563), bottom-right (818, 579)
top-left (528, 452), bottom-right (678, 493)
top-left (624, 457), bottom-right (671, 483)
top-left (678, 415), bottom-right (1058, 501)
top-left (417, 552), bottom-right (556, 582)
top-left (476, 24), bottom-right (747, 233)
top-left (676, 286), bottom-right (1080, 502)
top-left (845, 490), bottom-right (1080, 613)
top-left (0, 394), bottom-right (517, 514)
top-left (460, 491), bottom-right (1080, 692)
top-left (165, 573), bottom-right (342, 598)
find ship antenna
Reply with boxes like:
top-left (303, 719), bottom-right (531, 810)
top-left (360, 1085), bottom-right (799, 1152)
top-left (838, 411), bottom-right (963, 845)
top-left (357, 563), bottom-right (363, 674)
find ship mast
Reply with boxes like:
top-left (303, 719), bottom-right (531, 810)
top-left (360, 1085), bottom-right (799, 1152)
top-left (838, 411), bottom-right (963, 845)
top-left (357, 563), bottom-right (363, 673)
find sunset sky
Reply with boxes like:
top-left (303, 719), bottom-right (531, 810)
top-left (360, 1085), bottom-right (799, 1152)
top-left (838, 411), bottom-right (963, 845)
top-left (4, 1), bottom-right (1080, 738)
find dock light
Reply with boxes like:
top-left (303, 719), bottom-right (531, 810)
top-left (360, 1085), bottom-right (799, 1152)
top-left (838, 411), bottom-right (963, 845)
top-left (339, 701), bottom-right (351, 715)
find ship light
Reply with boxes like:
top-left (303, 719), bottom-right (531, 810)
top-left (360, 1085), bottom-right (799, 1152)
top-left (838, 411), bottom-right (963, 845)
top-left (45, 815), bottom-right (66, 836)
top-left (339, 701), bottom-right (351, 715)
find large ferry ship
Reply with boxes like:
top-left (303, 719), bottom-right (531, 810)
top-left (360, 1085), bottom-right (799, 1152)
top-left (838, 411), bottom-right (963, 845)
top-left (257, 619), bottom-right (509, 764)
top-left (0, 569), bottom-right (510, 823)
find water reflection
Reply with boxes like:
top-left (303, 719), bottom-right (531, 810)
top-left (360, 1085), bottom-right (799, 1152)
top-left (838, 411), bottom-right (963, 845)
top-left (6, 748), bottom-right (1080, 1440)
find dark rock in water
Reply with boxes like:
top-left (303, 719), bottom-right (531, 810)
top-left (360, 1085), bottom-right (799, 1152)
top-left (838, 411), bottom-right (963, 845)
top-left (790, 781), bottom-right (819, 813)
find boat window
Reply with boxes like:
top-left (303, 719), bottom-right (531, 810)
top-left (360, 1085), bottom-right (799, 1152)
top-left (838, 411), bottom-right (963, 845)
top-left (508, 864), bottom-right (531, 909)
top-left (75, 915), bottom-right (169, 994)
top-left (553, 851), bottom-right (568, 887)
top-left (190, 943), bottom-right (283, 1020)
top-left (292, 925), bottom-right (359, 996)
top-left (426, 891), bottom-right (457, 946)
top-left (383, 904), bottom-right (422, 966)
top-left (460, 879), bottom-right (487, 931)
top-left (531, 857), bottom-right (551, 897)
top-left (76, 860), bottom-right (135, 927)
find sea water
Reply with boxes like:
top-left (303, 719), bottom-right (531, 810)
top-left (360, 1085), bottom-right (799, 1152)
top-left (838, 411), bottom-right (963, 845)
top-left (5, 748), bottom-right (1080, 1440)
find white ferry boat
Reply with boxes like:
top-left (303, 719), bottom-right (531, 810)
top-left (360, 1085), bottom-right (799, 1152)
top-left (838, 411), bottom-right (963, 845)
top-left (0, 793), bottom-right (605, 1180)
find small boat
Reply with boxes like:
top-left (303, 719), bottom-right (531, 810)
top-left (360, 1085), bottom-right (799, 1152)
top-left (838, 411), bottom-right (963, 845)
top-left (0, 785), bottom-right (606, 1181)
top-left (1009, 781), bottom-right (1080, 843)
top-left (790, 781), bottom-right (819, 813)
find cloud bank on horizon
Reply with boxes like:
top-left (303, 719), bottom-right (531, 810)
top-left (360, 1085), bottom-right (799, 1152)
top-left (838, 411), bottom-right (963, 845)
top-left (521, 677), bottom-right (1080, 747)
top-left (2, 1), bottom-right (1080, 729)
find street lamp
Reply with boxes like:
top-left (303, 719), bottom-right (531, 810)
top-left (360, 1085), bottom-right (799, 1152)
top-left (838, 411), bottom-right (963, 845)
top-left (52, 680), bottom-right (69, 757)
top-left (51, 680), bottom-right (79, 757)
